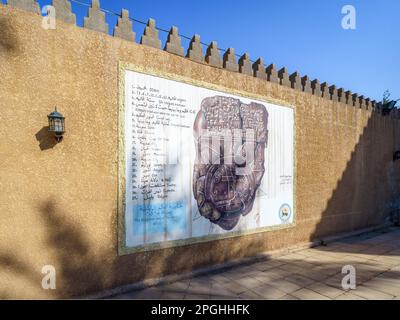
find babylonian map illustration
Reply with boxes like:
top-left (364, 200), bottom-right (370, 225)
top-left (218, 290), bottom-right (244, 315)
top-left (193, 96), bottom-right (269, 230)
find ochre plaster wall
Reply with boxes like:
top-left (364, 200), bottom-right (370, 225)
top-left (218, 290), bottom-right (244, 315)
top-left (1, 7), bottom-right (399, 298)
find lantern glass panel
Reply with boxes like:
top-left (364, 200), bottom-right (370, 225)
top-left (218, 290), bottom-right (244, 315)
top-left (54, 119), bottom-right (62, 132)
top-left (48, 118), bottom-right (54, 131)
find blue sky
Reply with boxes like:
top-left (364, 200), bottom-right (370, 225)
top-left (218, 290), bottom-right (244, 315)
top-left (6, 0), bottom-right (399, 102)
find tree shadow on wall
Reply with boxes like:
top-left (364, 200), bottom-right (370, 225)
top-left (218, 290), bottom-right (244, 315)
top-left (0, 15), bottom-right (20, 54)
top-left (310, 110), bottom-right (400, 244)
top-left (38, 199), bottom-right (113, 297)
top-left (0, 198), bottom-right (121, 298)
top-left (0, 250), bottom-right (45, 297)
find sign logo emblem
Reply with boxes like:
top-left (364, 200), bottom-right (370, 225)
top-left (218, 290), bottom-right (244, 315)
top-left (279, 204), bottom-right (291, 222)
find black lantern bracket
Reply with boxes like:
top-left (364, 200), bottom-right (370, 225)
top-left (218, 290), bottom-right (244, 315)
top-left (47, 107), bottom-right (65, 143)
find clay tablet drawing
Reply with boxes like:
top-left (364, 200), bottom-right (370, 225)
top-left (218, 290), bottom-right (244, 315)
top-left (193, 96), bottom-right (269, 230)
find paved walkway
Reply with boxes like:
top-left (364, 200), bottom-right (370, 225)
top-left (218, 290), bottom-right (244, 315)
top-left (109, 227), bottom-right (400, 300)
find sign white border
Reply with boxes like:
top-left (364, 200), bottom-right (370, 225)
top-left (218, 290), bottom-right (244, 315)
top-left (117, 61), bottom-right (297, 255)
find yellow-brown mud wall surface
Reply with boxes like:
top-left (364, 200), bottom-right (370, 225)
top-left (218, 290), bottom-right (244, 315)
top-left (1, 7), bottom-right (399, 298)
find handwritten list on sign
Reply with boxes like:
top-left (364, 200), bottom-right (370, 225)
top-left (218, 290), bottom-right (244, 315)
top-left (125, 77), bottom-right (196, 244)
top-left (130, 84), bottom-right (195, 202)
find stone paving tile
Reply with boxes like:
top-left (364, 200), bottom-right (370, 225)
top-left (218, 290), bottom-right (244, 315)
top-left (265, 267), bottom-right (294, 280)
top-left (370, 251), bottom-right (398, 264)
top-left (182, 286), bottom-right (209, 296)
top-left (340, 244), bottom-right (371, 253)
top-left (279, 263), bottom-right (307, 274)
top-left (312, 259), bottom-right (343, 266)
top-left (233, 276), bottom-right (265, 290)
top-left (244, 269), bottom-right (272, 279)
top-left (310, 264), bottom-right (342, 277)
top-left (291, 288), bottom-right (331, 300)
top-left (108, 293), bottom-right (134, 299)
top-left (322, 244), bottom-right (351, 252)
top-left (232, 265), bottom-right (259, 274)
top-left (185, 293), bottom-right (210, 300)
top-left (237, 290), bottom-right (264, 299)
top-left (223, 268), bottom-right (257, 281)
top-left (278, 253), bottom-right (307, 262)
top-left (252, 271), bottom-right (284, 284)
top-left (265, 260), bottom-right (289, 267)
top-left (252, 260), bottom-right (286, 272)
top-left (268, 278), bottom-right (302, 294)
top-left (218, 280), bottom-right (249, 295)
top-left (360, 240), bottom-right (389, 246)
top-left (357, 270), bottom-right (383, 285)
top-left (157, 280), bottom-right (190, 292)
top-left (388, 248), bottom-right (400, 254)
top-left (391, 265), bottom-right (400, 272)
top-left (296, 249), bottom-right (321, 257)
top-left (315, 245), bottom-right (341, 252)
top-left (302, 256), bottom-right (325, 265)
top-left (297, 268), bottom-right (332, 282)
top-left (360, 263), bottom-right (389, 273)
top-left (351, 285), bottom-right (394, 300)
top-left (323, 273), bottom-right (347, 289)
top-left (252, 284), bottom-right (287, 299)
top-left (285, 274), bottom-right (316, 288)
top-left (278, 294), bottom-right (300, 300)
top-left (290, 260), bottom-right (316, 270)
top-left (211, 282), bottom-right (237, 298)
top-left (306, 282), bottom-right (345, 299)
top-left (114, 287), bottom-right (163, 299)
top-left (379, 256), bottom-right (400, 265)
top-left (361, 245), bottom-right (394, 255)
top-left (210, 295), bottom-right (240, 300)
top-left (346, 253), bottom-right (380, 261)
top-left (377, 271), bottom-right (400, 282)
top-left (366, 276), bottom-right (400, 288)
top-left (362, 279), bottom-right (400, 297)
top-left (341, 255), bottom-right (373, 264)
top-left (103, 227), bottom-right (400, 300)
top-left (161, 291), bottom-right (186, 299)
top-left (290, 250), bottom-right (311, 257)
top-left (208, 273), bottom-right (231, 284)
top-left (319, 251), bottom-right (347, 258)
top-left (189, 275), bottom-right (213, 284)
top-left (251, 262), bottom-right (274, 272)
top-left (186, 278), bottom-right (212, 296)
top-left (335, 292), bottom-right (366, 300)
top-left (368, 257), bottom-right (397, 268)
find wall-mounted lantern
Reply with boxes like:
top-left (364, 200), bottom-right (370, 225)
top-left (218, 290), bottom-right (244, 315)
top-left (47, 107), bottom-right (65, 142)
top-left (394, 151), bottom-right (400, 162)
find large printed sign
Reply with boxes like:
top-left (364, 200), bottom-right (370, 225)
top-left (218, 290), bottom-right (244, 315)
top-left (119, 64), bottom-right (295, 253)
